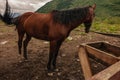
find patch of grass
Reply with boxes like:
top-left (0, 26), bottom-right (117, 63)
top-left (91, 17), bottom-right (120, 34)
top-left (73, 24), bottom-right (87, 35)
top-left (74, 17), bottom-right (120, 34)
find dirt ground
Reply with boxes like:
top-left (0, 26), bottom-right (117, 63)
top-left (0, 24), bottom-right (120, 80)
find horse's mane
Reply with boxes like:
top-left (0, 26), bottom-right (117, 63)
top-left (52, 6), bottom-right (90, 25)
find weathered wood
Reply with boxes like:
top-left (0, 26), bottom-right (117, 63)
top-left (78, 44), bottom-right (92, 80)
top-left (88, 41), bottom-right (120, 57)
top-left (89, 61), bottom-right (120, 80)
top-left (78, 42), bottom-right (120, 80)
top-left (104, 43), bottom-right (120, 57)
top-left (91, 31), bottom-right (120, 38)
top-left (109, 71), bottom-right (120, 80)
top-left (86, 45), bottom-right (119, 65)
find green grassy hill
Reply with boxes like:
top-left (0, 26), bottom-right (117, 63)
top-left (36, 0), bottom-right (120, 34)
top-left (37, 0), bottom-right (120, 18)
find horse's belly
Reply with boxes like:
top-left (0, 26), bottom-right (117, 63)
top-left (31, 33), bottom-right (50, 41)
top-left (25, 25), bottom-right (50, 41)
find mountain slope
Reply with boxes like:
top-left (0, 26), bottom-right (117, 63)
top-left (37, 0), bottom-right (120, 17)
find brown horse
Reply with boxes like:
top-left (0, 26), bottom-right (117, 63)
top-left (1, 0), bottom-right (96, 71)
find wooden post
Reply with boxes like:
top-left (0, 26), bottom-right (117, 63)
top-left (78, 44), bottom-right (92, 80)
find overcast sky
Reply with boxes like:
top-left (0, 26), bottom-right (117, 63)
top-left (0, 0), bottom-right (52, 14)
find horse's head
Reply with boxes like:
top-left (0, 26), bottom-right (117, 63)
top-left (84, 4), bottom-right (96, 33)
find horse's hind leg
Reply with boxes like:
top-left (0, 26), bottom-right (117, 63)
top-left (18, 31), bottom-right (25, 55)
top-left (23, 34), bottom-right (31, 59)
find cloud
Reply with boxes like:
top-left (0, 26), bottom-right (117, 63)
top-left (0, 0), bottom-right (52, 14)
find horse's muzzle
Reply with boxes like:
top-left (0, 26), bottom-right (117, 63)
top-left (85, 28), bottom-right (90, 33)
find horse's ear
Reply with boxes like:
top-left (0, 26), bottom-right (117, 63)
top-left (92, 4), bottom-right (96, 10)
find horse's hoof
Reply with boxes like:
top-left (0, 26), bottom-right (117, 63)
top-left (19, 53), bottom-right (21, 55)
top-left (24, 57), bottom-right (28, 60)
top-left (24, 59), bottom-right (28, 62)
top-left (23, 58), bottom-right (28, 62)
top-left (54, 68), bottom-right (59, 72)
top-left (57, 72), bottom-right (61, 76)
top-left (47, 72), bottom-right (54, 76)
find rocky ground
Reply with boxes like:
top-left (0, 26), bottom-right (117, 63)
top-left (0, 25), bottom-right (120, 80)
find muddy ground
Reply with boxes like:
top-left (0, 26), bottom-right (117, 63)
top-left (0, 24), bottom-right (120, 80)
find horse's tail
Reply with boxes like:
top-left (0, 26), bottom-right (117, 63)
top-left (0, 0), bottom-right (19, 25)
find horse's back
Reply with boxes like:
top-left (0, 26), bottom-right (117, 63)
top-left (24, 13), bottom-right (52, 28)
top-left (23, 12), bottom-right (52, 40)
top-left (19, 12), bottom-right (34, 25)
top-left (31, 13), bottom-right (51, 22)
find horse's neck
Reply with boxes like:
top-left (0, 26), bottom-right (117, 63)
top-left (69, 19), bottom-right (85, 31)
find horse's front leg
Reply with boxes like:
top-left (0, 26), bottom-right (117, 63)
top-left (47, 40), bottom-right (63, 72)
top-left (47, 41), bottom-right (56, 71)
top-left (52, 40), bottom-right (63, 70)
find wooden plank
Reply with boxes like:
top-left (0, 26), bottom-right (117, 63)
top-left (78, 45), bottom-right (92, 80)
top-left (86, 45), bottom-right (119, 65)
top-left (104, 43), bottom-right (120, 57)
top-left (89, 61), bottom-right (120, 80)
top-left (78, 42), bottom-right (120, 80)
top-left (88, 41), bottom-right (120, 56)
top-left (91, 31), bottom-right (120, 38)
top-left (109, 71), bottom-right (120, 80)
